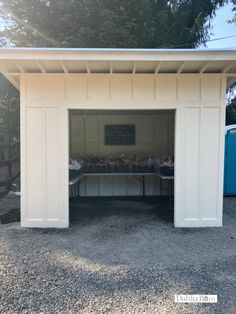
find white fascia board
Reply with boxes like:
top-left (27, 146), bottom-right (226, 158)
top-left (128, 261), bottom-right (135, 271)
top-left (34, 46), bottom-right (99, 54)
top-left (0, 48), bottom-right (236, 62)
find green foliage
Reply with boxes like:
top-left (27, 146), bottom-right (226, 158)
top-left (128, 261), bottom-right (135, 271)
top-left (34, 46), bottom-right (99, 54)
top-left (226, 96), bottom-right (236, 125)
top-left (230, 0), bottom-right (236, 23)
top-left (0, 0), bottom-right (227, 48)
top-left (0, 75), bottom-right (20, 146)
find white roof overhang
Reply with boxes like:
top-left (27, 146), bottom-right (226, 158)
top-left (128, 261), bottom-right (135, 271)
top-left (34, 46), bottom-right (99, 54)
top-left (0, 48), bottom-right (236, 90)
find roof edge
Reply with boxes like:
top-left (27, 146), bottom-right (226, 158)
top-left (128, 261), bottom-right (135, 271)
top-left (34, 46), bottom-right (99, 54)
top-left (0, 47), bottom-right (236, 61)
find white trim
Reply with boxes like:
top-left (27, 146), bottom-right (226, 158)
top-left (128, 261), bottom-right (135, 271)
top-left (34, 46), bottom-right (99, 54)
top-left (21, 219), bottom-right (69, 228)
top-left (175, 219), bottom-right (222, 228)
top-left (19, 72), bottom-right (229, 78)
top-left (0, 72), bottom-right (236, 78)
top-left (0, 47), bottom-right (236, 61)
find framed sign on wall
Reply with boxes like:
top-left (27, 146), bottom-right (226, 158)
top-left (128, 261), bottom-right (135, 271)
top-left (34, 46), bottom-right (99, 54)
top-left (105, 124), bottom-right (135, 145)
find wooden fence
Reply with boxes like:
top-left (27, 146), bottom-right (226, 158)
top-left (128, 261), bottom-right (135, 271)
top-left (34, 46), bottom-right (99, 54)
top-left (0, 142), bottom-right (20, 197)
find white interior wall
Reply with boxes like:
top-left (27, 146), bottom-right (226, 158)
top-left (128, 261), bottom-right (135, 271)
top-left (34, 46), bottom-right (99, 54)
top-left (20, 74), bottom-right (226, 228)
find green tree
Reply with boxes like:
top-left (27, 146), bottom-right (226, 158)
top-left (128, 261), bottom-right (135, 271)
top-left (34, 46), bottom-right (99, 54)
top-left (0, 75), bottom-right (20, 146)
top-left (226, 97), bottom-right (236, 125)
top-left (230, 0), bottom-right (236, 23)
top-left (0, 0), bottom-right (227, 48)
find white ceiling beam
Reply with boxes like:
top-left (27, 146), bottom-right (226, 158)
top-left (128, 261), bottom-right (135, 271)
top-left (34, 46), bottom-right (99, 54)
top-left (177, 61), bottom-right (186, 73)
top-left (2, 72), bottom-right (234, 77)
top-left (85, 61), bottom-right (90, 74)
top-left (199, 61), bottom-right (210, 73)
top-left (0, 73), bottom-right (20, 76)
top-left (35, 60), bottom-right (46, 73)
top-left (222, 61), bottom-right (234, 73)
top-left (155, 62), bottom-right (161, 74)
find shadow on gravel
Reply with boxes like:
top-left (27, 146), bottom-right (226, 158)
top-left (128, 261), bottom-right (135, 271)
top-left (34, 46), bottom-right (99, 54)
top-left (0, 197), bottom-right (235, 313)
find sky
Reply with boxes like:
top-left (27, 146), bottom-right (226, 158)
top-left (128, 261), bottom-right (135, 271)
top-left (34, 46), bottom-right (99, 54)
top-left (205, 2), bottom-right (236, 49)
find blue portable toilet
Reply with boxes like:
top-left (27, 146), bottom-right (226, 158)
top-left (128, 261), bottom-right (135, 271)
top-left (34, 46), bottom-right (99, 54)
top-left (224, 124), bottom-right (236, 195)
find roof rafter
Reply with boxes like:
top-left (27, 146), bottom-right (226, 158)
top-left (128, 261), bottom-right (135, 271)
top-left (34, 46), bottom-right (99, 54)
top-left (199, 61), bottom-right (210, 73)
top-left (85, 61), bottom-right (90, 74)
top-left (60, 60), bottom-right (68, 73)
top-left (14, 61), bottom-right (24, 73)
top-left (35, 60), bottom-right (46, 73)
top-left (132, 61), bottom-right (136, 74)
top-left (155, 62), bottom-right (161, 74)
top-left (222, 61), bottom-right (234, 73)
top-left (177, 61), bottom-right (186, 73)
top-left (109, 61), bottom-right (113, 74)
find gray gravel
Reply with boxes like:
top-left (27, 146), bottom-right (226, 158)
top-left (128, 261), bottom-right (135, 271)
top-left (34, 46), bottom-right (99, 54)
top-left (0, 197), bottom-right (235, 314)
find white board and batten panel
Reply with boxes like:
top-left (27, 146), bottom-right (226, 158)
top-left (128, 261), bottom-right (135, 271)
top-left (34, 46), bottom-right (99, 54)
top-left (45, 107), bottom-right (60, 220)
top-left (110, 78), bottom-right (133, 100)
top-left (183, 107), bottom-right (201, 221)
top-left (200, 108), bottom-right (223, 221)
top-left (175, 106), bottom-right (224, 227)
top-left (21, 75), bottom-right (69, 228)
top-left (25, 107), bottom-right (44, 220)
top-left (21, 74), bottom-right (226, 228)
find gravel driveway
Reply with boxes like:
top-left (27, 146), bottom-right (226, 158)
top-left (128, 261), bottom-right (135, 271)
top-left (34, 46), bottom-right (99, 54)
top-left (0, 197), bottom-right (235, 314)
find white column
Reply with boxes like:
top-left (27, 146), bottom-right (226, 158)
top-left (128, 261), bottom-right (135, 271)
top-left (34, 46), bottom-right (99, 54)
top-left (174, 104), bottom-right (224, 227)
top-left (20, 75), bottom-right (69, 228)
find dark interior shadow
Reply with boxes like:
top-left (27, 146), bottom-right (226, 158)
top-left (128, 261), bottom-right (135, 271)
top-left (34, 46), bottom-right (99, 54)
top-left (69, 196), bottom-right (174, 225)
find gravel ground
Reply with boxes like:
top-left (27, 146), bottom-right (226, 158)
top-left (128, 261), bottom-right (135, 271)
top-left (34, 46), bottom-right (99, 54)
top-left (0, 197), bottom-right (235, 314)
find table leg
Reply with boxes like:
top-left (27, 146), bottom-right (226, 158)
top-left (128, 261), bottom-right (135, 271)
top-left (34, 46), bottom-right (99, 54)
top-left (169, 180), bottom-right (174, 207)
top-left (171, 180), bottom-right (174, 206)
top-left (143, 175), bottom-right (145, 196)
top-left (169, 181), bottom-right (171, 207)
top-left (160, 178), bottom-right (162, 196)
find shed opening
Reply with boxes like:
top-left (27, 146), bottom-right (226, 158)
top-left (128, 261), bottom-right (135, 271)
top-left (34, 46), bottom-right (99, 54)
top-left (69, 109), bottom-right (175, 223)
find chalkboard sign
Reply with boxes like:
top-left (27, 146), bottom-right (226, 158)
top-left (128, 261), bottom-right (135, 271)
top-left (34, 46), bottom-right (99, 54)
top-left (105, 124), bottom-right (135, 145)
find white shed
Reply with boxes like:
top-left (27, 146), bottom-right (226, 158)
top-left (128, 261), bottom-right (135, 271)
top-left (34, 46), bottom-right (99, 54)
top-left (0, 48), bottom-right (236, 228)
